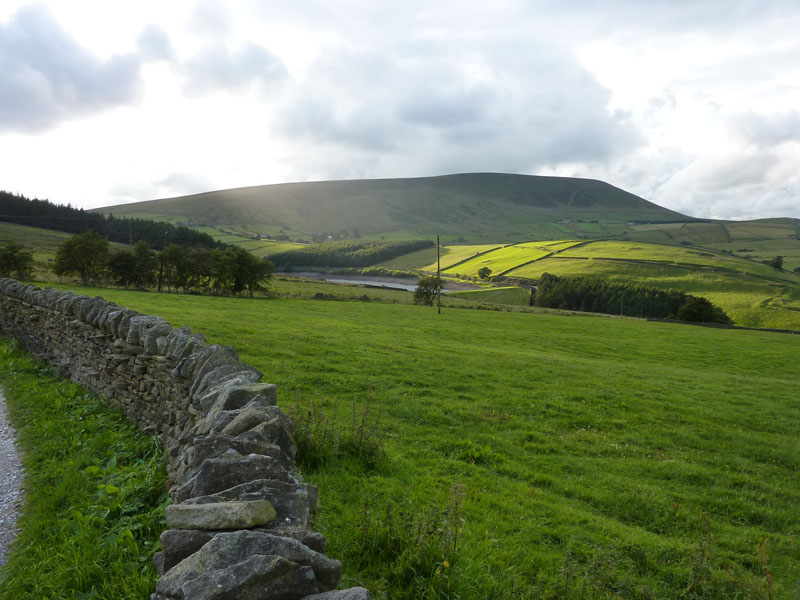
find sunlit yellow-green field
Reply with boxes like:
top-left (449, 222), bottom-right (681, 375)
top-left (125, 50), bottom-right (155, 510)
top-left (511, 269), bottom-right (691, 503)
top-left (387, 239), bottom-right (800, 329)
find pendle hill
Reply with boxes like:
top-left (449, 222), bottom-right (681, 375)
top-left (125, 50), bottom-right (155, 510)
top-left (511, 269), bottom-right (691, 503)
top-left (96, 173), bottom-right (692, 243)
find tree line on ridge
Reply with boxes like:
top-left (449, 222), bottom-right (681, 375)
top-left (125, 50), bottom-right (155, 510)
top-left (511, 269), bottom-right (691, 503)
top-left (0, 191), bottom-right (220, 250)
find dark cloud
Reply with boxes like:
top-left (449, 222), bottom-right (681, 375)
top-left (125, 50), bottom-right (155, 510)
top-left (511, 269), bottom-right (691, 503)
top-left (733, 110), bottom-right (800, 146)
top-left (182, 42), bottom-right (288, 96)
top-left (0, 4), bottom-right (173, 133)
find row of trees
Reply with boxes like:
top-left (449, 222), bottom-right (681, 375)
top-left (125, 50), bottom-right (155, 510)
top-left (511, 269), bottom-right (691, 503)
top-left (53, 231), bottom-right (273, 296)
top-left (270, 239), bottom-right (435, 268)
top-left (534, 273), bottom-right (732, 324)
top-left (1, 191), bottom-right (220, 250)
top-left (0, 240), bottom-right (35, 279)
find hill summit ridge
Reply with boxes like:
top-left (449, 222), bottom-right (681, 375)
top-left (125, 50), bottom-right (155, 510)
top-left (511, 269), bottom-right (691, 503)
top-left (99, 173), bottom-right (690, 243)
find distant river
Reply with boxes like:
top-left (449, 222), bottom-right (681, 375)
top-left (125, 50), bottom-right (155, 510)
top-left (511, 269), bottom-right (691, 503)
top-left (322, 277), bottom-right (419, 291)
top-left (277, 272), bottom-right (480, 293)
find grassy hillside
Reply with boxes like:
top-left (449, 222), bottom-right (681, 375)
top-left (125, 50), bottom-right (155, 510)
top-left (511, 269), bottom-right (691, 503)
top-left (393, 240), bottom-right (800, 330)
top-left (447, 286), bottom-right (532, 305)
top-left (94, 174), bottom-right (800, 271)
top-left (97, 173), bottom-right (689, 243)
top-left (44, 283), bottom-right (800, 599)
top-left (0, 222), bottom-right (129, 278)
top-left (621, 219), bottom-right (800, 272)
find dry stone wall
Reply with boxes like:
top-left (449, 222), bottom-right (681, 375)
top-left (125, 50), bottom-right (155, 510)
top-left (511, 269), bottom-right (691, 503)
top-left (0, 278), bottom-right (369, 600)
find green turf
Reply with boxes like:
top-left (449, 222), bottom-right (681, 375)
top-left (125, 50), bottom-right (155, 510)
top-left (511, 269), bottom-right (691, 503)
top-left (0, 337), bottom-right (168, 599)
top-left (379, 244), bottom-right (505, 272)
top-left (441, 241), bottom-right (583, 277)
top-left (447, 286), bottom-right (531, 305)
top-left (37, 283), bottom-right (800, 599)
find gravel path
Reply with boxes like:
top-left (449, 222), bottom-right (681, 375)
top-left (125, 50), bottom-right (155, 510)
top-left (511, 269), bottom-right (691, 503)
top-left (0, 386), bottom-right (24, 569)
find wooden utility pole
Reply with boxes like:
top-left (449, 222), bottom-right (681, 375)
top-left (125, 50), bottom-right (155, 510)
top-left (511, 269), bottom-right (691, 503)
top-left (437, 234), bottom-right (441, 314)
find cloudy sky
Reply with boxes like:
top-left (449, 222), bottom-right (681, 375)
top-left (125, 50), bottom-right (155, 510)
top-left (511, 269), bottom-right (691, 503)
top-left (2, 1), bottom-right (799, 220)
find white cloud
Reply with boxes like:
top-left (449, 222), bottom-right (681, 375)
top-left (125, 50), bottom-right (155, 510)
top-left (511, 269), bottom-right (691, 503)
top-left (275, 35), bottom-right (640, 179)
top-left (181, 42), bottom-right (288, 96)
top-left (0, 4), bottom-right (145, 132)
top-left (1, 0), bottom-right (799, 220)
top-left (732, 110), bottom-right (800, 147)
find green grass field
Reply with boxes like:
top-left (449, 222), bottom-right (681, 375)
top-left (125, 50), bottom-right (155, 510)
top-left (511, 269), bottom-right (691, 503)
top-left (380, 244), bottom-right (505, 272)
top-left (442, 241), bottom-right (583, 277)
top-left (444, 245), bottom-right (551, 276)
top-left (447, 286), bottom-right (531, 305)
top-left (37, 282), bottom-right (800, 599)
top-left (178, 225), bottom-right (308, 257)
top-left (0, 338), bottom-right (168, 598)
top-left (0, 221), bottom-right (73, 263)
top-left (623, 221), bottom-right (800, 272)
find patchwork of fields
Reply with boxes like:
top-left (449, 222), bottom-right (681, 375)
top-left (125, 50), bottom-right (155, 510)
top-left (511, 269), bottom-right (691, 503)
top-left (386, 239), bottom-right (800, 330)
top-left (624, 220), bottom-right (800, 272)
top-left (43, 284), bottom-right (800, 599)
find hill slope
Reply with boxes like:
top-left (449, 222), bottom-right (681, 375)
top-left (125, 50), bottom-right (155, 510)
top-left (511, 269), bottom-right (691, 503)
top-left (98, 173), bottom-right (690, 243)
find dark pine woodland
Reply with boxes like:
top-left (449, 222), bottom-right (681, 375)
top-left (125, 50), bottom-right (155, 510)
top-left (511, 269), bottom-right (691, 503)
top-left (534, 273), bottom-right (733, 324)
top-left (0, 191), bottom-right (220, 250)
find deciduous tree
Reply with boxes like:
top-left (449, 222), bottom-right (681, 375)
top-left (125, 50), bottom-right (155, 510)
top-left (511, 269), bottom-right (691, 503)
top-left (0, 239), bottom-right (35, 279)
top-left (52, 230), bottom-right (109, 285)
top-left (413, 276), bottom-right (442, 306)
